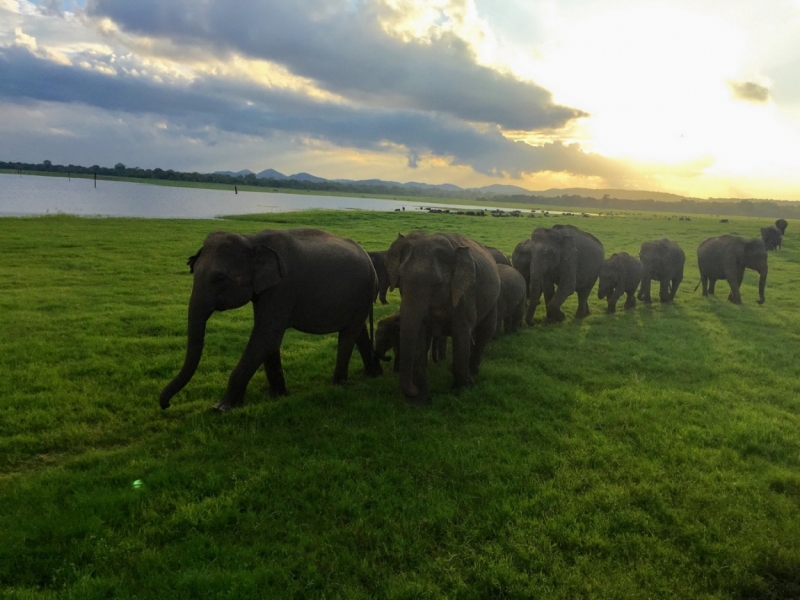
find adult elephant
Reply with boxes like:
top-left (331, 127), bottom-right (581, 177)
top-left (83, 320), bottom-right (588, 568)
top-left (160, 228), bottom-right (382, 412)
top-left (638, 238), bottom-right (685, 303)
top-left (519, 225), bottom-right (605, 325)
top-left (775, 218), bottom-right (788, 235)
top-left (368, 250), bottom-right (391, 304)
top-left (486, 246), bottom-right (512, 266)
top-left (386, 231), bottom-right (501, 405)
top-left (761, 225), bottom-right (782, 251)
top-left (696, 235), bottom-right (768, 304)
top-left (511, 238), bottom-right (533, 297)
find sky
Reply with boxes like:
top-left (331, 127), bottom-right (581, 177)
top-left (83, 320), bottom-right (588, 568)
top-left (2, 0), bottom-right (800, 199)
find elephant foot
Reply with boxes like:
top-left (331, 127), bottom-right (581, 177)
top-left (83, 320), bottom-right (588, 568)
top-left (757, 298), bottom-right (765, 305)
top-left (405, 393), bottom-right (431, 406)
top-left (364, 362), bottom-right (384, 378)
top-left (453, 376), bottom-right (475, 391)
top-left (268, 386), bottom-right (290, 398)
top-left (606, 307), bottom-right (616, 314)
top-left (212, 401), bottom-right (233, 413)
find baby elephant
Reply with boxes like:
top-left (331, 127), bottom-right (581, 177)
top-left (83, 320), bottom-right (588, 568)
top-left (598, 252), bottom-right (643, 313)
top-left (495, 264), bottom-right (527, 337)
top-left (374, 312), bottom-right (447, 371)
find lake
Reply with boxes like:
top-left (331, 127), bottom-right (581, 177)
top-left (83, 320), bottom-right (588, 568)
top-left (0, 173), bottom-right (547, 218)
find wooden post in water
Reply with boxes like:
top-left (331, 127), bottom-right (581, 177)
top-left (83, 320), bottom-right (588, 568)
top-left (235, 185), bottom-right (238, 195)
top-left (94, 169), bottom-right (97, 188)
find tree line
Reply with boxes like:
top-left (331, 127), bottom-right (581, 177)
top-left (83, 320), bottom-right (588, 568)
top-left (488, 194), bottom-right (800, 219)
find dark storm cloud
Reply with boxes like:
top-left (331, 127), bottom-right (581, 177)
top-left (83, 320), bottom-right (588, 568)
top-left (728, 80), bottom-right (771, 104)
top-left (0, 46), bottom-right (623, 179)
top-left (85, 0), bottom-right (586, 131)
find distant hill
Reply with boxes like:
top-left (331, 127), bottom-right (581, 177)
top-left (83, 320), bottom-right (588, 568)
top-left (214, 168), bottom-right (727, 203)
top-left (478, 183), bottom-right (536, 195)
top-left (288, 172), bottom-right (327, 183)
top-left (256, 169), bottom-right (287, 180)
top-left (531, 188), bottom-right (692, 202)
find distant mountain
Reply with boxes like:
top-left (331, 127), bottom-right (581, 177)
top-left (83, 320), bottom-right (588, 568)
top-left (287, 172), bottom-right (328, 183)
top-left (532, 188), bottom-right (691, 202)
top-left (225, 167), bottom-right (703, 202)
top-left (256, 168), bottom-right (287, 180)
top-left (477, 184), bottom-right (536, 195)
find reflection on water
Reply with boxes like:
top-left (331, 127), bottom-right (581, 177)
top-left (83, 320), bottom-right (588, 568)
top-left (0, 173), bottom-right (563, 219)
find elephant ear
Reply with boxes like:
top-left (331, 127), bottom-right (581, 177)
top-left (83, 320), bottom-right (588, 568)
top-left (451, 245), bottom-right (476, 307)
top-left (386, 234), bottom-right (407, 291)
top-left (187, 248), bottom-right (202, 274)
top-left (251, 244), bottom-right (288, 294)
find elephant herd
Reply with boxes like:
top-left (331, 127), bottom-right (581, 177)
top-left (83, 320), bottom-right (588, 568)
top-left (159, 218), bottom-right (787, 410)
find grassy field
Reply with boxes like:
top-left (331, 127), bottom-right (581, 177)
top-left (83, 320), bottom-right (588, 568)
top-left (1, 210), bottom-right (799, 599)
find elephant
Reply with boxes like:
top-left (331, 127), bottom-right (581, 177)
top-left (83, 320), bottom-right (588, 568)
top-left (495, 264), bottom-right (527, 336)
top-left (598, 252), bottom-right (643, 313)
top-left (695, 235), bottom-right (768, 304)
top-left (486, 246), bottom-right (512, 266)
top-left (368, 250), bottom-right (391, 304)
top-left (511, 238), bottom-right (533, 298)
top-left (386, 231), bottom-right (501, 404)
top-left (638, 238), bottom-right (686, 303)
top-left (775, 218), bottom-right (788, 235)
top-left (374, 312), bottom-right (448, 371)
top-left (761, 225), bottom-right (782, 251)
top-left (159, 228), bottom-right (382, 412)
top-left (518, 225), bottom-right (605, 325)
top-left (375, 312), bottom-right (401, 372)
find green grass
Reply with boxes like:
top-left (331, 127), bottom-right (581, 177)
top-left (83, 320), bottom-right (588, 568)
top-left (1, 210), bottom-right (799, 599)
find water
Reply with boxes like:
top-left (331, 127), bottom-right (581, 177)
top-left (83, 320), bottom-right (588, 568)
top-left (0, 173), bottom-right (552, 219)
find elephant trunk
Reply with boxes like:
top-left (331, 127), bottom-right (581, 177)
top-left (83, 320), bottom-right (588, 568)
top-left (757, 264), bottom-right (768, 304)
top-left (397, 295), bottom-right (429, 398)
top-left (159, 293), bottom-right (213, 409)
top-left (526, 274), bottom-right (543, 325)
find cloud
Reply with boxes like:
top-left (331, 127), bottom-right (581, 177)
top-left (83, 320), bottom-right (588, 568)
top-left (85, 0), bottom-right (586, 131)
top-left (0, 45), bottom-right (626, 180)
top-left (728, 80), bottom-right (771, 104)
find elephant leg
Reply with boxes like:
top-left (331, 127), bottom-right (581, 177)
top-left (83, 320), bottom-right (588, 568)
top-left (333, 322), bottom-right (364, 384)
top-left (510, 301), bottom-right (525, 333)
top-left (431, 335), bottom-right (447, 363)
top-left (494, 310), bottom-right (504, 339)
top-left (379, 288), bottom-right (388, 305)
top-left (264, 349), bottom-right (288, 397)
top-left (217, 324), bottom-right (283, 412)
top-left (407, 330), bottom-right (431, 405)
top-left (606, 286), bottom-right (623, 313)
top-left (670, 274), bottom-right (682, 300)
top-left (659, 279), bottom-right (671, 303)
top-left (707, 278), bottom-right (716, 295)
top-left (639, 276), bottom-right (652, 303)
top-left (726, 271), bottom-right (742, 304)
top-left (470, 306), bottom-right (497, 377)
top-left (451, 324), bottom-right (474, 389)
top-left (575, 287), bottom-right (592, 319)
top-left (624, 291), bottom-right (636, 309)
top-left (355, 325), bottom-right (383, 377)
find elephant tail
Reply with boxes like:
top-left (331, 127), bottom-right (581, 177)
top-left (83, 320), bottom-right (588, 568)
top-left (693, 280), bottom-right (701, 292)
